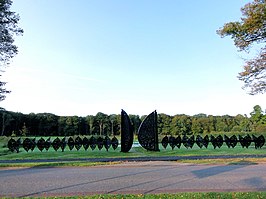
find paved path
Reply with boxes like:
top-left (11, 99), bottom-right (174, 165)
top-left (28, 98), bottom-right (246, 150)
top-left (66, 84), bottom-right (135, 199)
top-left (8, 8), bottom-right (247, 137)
top-left (0, 161), bottom-right (266, 197)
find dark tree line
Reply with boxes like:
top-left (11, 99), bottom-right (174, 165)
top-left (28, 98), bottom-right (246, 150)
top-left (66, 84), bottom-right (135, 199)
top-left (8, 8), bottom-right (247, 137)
top-left (0, 105), bottom-right (265, 137)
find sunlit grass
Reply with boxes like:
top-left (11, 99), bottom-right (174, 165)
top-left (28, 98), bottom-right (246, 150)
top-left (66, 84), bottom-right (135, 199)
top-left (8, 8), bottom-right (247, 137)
top-left (0, 136), bottom-right (265, 162)
top-left (0, 161), bottom-right (122, 168)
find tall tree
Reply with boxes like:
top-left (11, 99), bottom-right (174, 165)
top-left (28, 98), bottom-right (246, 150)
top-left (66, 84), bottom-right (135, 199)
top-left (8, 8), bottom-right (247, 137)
top-left (94, 112), bottom-right (108, 136)
top-left (0, 0), bottom-right (23, 100)
top-left (217, 0), bottom-right (266, 95)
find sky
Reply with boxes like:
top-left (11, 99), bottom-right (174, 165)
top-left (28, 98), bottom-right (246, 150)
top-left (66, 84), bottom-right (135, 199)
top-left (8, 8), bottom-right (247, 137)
top-left (1, 0), bottom-right (265, 117)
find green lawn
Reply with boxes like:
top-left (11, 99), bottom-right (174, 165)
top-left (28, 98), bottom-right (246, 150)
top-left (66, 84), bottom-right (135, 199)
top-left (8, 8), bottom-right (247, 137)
top-left (0, 136), bottom-right (265, 161)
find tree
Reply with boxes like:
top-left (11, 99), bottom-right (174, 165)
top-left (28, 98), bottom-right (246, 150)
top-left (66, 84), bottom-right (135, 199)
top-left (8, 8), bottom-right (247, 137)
top-left (85, 115), bottom-right (94, 135)
top-left (217, 0), bottom-right (266, 95)
top-left (0, 0), bottom-right (23, 100)
top-left (250, 105), bottom-right (264, 131)
top-left (109, 114), bottom-right (120, 136)
top-left (191, 118), bottom-right (204, 134)
top-left (157, 113), bottom-right (172, 135)
top-left (129, 114), bottom-right (141, 135)
top-left (0, 109), bottom-right (13, 136)
top-left (94, 112), bottom-right (108, 136)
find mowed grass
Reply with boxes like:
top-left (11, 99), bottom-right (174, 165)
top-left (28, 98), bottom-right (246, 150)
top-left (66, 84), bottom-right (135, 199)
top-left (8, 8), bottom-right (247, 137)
top-left (0, 136), bottom-right (265, 161)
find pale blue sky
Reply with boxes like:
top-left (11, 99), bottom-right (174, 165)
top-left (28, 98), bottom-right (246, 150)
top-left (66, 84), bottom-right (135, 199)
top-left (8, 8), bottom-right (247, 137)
top-left (1, 0), bottom-right (265, 116)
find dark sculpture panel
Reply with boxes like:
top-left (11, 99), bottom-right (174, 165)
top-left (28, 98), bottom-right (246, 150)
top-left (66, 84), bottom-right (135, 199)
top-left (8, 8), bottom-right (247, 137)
top-left (61, 137), bottom-right (67, 152)
top-left (89, 136), bottom-right (97, 150)
top-left (52, 137), bottom-right (61, 151)
top-left (111, 136), bottom-right (119, 150)
top-left (97, 137), bottom-right (104, 150)
top-left (44, 138), bottom-right (51, 151)
top-left (83, 137), bottom-right (90, 150)
top-left (161, 136), bottom-right (168, 149)
top-left (22, 138), bottom-right (32, 152)
top-left (120, 109), bottom-right (134, 152)
top-left (37, 138), bottom-right (45, 152)
top-left (75, 136), bottom-right (83, 151)
top-left (138, 110), bottom-right (159, 151)
top-left (104, 136), bottom-right (111, 151)
top-left (68, 137), bottom-right (75, 151)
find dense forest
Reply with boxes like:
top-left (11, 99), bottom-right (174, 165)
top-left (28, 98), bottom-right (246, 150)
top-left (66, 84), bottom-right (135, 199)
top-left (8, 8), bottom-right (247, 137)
top-left (0, 105), bottom-right (266, 137)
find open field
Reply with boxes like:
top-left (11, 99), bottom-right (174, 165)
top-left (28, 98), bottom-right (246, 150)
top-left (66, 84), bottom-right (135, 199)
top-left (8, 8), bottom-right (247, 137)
top-left (0, 136), bottom-right (265, 164)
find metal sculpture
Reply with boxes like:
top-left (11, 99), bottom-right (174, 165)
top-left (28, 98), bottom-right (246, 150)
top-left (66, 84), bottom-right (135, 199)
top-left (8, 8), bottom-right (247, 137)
top-left (30, 138), bottom-right (36, 151)
top-left (67, 137), bottom-right (75, 150)
top-left (196, 135), bottom-right (204, 148)
top-left (52, 137), bottom-right (61, 151)
top-left (239, 135), bottom-right (252, 148)
top-left (111, 136), bottom-right (119, 150)
top-left (104, 136), bottom-right (111, 151)
top-left (230, 135), bottom-right (238, 148)
top-left (210, 135), bottom-right (223, 149)
top-left (168, 136), bottom-right (175, 150)
top-left (44, 137), bottom-right (51, 151)
top-left (89, 136), bottom-right (97, 150)
top-left (161, 136), bottom-right (168, 149)
top-left (120, 109), bottom-right (134, 152)
top-left (37, 137), bottom-right (45, 152)
top-left (138, 110), bottom-right (159, 151)
top-left (83, 137), bottom-right (90, 150)
top-left (253, 135), bottom-right (265, 149)
top-left (74, 136), bottom-right (83, 151)
top-left (6, 133), bottom-right (265, 153)
top-left (175, 135), bottom-right (182, 148)
top-left (61, 137), bottom-right (67, 152)
top-left (8, 138), bottom-right (20, 153)
top-left (97, 137), bottom-right (104, 150)
top-left (22, 138), bottom-right (32, 152)
top-left (182, 135), bottom-right (189, 149)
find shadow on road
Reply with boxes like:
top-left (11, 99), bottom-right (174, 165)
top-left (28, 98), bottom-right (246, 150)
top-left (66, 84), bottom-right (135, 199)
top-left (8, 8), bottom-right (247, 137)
top-left (192, 164), bottom-right (249, 178)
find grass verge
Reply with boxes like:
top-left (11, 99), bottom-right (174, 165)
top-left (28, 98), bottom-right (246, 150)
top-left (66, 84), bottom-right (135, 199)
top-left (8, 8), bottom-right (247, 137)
top-left (0, 158), bottom-right (265, 168)
top-left (0, 161), bottom-right (122, 168)
top-left (176, 157), bottom-right (266, 165)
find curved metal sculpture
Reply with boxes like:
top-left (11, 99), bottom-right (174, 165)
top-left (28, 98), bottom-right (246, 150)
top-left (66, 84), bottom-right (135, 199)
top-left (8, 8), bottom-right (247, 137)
top-left (137, 110), bottom-right (159, 151)
top-left (120, 109), bottom-right (134, 152)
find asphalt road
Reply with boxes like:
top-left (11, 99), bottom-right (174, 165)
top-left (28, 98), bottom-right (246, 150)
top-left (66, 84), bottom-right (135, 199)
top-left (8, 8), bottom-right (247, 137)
top-left (0, 161), bottom-right (266, 197)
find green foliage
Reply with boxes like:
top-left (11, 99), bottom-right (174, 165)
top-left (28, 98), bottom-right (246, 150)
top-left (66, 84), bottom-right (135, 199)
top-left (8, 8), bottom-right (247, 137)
top-left (217, 0), bottom-right (266, 95)
top-left (0, 0), bottom-right (23, 100)
top-left (0, 105), bottom-right (266, 137)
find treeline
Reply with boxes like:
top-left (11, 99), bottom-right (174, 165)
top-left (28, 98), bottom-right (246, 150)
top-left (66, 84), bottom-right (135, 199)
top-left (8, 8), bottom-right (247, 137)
top-left (0, 105), bottom-right (265, 137)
